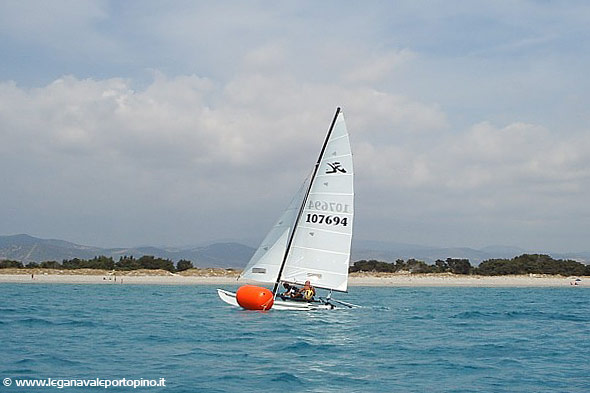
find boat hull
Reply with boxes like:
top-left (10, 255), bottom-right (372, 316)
top-left (217, 289), bottom-right (334, 311)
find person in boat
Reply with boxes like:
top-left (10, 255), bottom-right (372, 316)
top-left (296, 280), bottom-right (316, 301)
top-left (281, 283), bottom-right (297, 298)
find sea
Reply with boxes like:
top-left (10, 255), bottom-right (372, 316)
top-left (1, 284), bottom-right (589, 393)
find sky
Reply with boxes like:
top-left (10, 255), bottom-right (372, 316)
top-left (1, 1), bottom-right (590, 252)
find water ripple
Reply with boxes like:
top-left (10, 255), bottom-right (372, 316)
top-left (1, 284), bottom-right (589, 393)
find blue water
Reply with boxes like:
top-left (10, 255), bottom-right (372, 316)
top-left (1, 284), bottom-right (589, 392)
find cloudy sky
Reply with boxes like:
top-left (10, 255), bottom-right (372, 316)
top-left (1, 1), bottom-right (590, 252)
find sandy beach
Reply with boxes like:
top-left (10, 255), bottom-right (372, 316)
top-left (0, 268), bottom-right (586, 287)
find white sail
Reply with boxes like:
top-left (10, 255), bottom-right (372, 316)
top-left (280, 111), bottom-right (354, 292)
top-left (239, 179), bottom-right (309, 284)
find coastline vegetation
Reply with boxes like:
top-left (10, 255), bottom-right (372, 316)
top-left (350, 254), bottom-right (590, 276)
top-left (1, 253), bottom-right (588, 276)
top-left (0, 255), bottom-right (194, 273)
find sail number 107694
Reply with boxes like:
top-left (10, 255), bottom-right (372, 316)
top-left (306, 199), bottom-right (350, 226)
top-left (305, 214), bottom-right (348, 226)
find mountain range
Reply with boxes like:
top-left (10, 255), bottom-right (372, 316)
top-left (0, 234), bottom-right (254, 268)
top-left (1, 234), bottom-right (588, 268)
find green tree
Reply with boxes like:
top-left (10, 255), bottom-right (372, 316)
top-left (406, 259), bottom-right (434, 273)
top-left (116, 256), bottom-right (141, 271)
top-left (85, 256), bottom-right (115, 270)
top-left (62, 258), bottom-right (82, 269)
top-left (434, 259), bottom-right (449, 273)
top-left (176, 259), bottom-right (194, 272)
top-left (349, 260), bottom-right (396, 273)
top-left (137, 255), bottom-right (175, 272)
top-left (0, 260), bottom-right (24, 269)
top-left (475, 254), bottom-right (587, 276)
top-left (40, 261), bottom-right (61, 269)
top-left (394, 259), bottom-right (406, 271)
top-left (446, 258), bottom-right (472, 274)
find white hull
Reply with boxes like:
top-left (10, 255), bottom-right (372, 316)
top-left (217, 289), bottom-right (334, 311)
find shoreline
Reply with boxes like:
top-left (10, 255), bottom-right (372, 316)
top-left (0, 269), bottom-right (586, 287)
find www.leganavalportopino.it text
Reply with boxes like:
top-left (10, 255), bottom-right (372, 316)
top-left (3, 377), bottom-right (166, 389)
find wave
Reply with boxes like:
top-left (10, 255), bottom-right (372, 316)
top-left (452, 310), bottom-right (587, 322)
top-left (14, 317), bottom-right (56, 326)
top-left (270, 372), bottom-right (304, 385)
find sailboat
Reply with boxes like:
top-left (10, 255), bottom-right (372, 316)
top-left (217, 107), bottom-right (356, 311)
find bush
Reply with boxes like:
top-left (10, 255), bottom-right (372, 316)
top-left (177, 259), bottom-right (194, 272)
top-left (349, 260), bottom-right (396, 273)
top-left (349, 259), bottom-right (437, 274)
top-left (137, 255), bottom-right (175, 272)
top-left (446, 258), bottom-right (473, 275)
top-left (405, 259), bottom-right (435, 273)
top-left (115, 256), bottom-right (142, 271)
top-left (475, 254), bottom-right (587, 276)
top-left (85, 256), bottom-right (115, 270)
top-left (40, 261), bottom-right (61, 269)
top-left (0, 260), bottom-right (24, 269)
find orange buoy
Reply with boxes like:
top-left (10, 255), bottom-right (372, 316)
top-left (236, 285), bottom-right (274, 310)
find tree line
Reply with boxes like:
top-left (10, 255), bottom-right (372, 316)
top-left (349, 254), bottom-right (590, 276)
top-left (2, 253), bottom-right (589, 276)
top-left (0, 255), bottom-right (194, 273)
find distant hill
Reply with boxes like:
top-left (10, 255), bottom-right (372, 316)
top-left (0, 234), bottom-right (255, 268)
top-left (1, 234), bottom-right (588, 267)
top-left (0, 234), bottom-right (105, 262)
top-left (351, 239), bottom-right (590, 265)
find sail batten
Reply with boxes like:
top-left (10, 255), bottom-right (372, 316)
top-left (297, 226), bottom-right (352, 236)
top-left (308, 192), bottom-right (354, 196)
top-left (290, 245), bottom-right (349, 255)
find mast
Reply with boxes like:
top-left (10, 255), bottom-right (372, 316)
top-left (272, 107), bottom-right (342, 295)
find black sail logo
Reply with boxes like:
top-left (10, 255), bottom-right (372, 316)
top-left (326, 162), bottom-right (347, 174)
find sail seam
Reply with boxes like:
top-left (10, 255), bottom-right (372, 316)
top-left (289, 245), bottom-right (349, 255)
top-left (315, 173), bottom-right (353, 178)
top-left (329, 134), bottom-right (349, 142)
top-left (297, 225), bottom-right (353, 236)
top-left (284, 268), bottom-right (348, 276)
top-left (301, 212), bottom-right (353, 218)
top-left (321, 153), bottom-right (351, 160)
top-left (308, 192), bottom-right (354, 196)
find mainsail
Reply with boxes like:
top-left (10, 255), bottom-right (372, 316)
top-left (239, 108), bottom-right (354, 293)
top-left (280, 109), bottom-right (353, 292)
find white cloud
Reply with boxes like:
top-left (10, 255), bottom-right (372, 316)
top-left (2, 69), bottom-right (589, 251)
top-left (356, 117), bottom-right (590, 250)
top-left (344, 49), bottom-right (415, 83)
top-left (0, 72), bottom-right (450, 246)
top-left (2, 1), bottom-right (590, 251)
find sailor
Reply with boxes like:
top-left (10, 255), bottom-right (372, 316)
top-left (281, 283), bottom-right (297, 298)
top-left (299, 280), bottom-right (316, 301)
